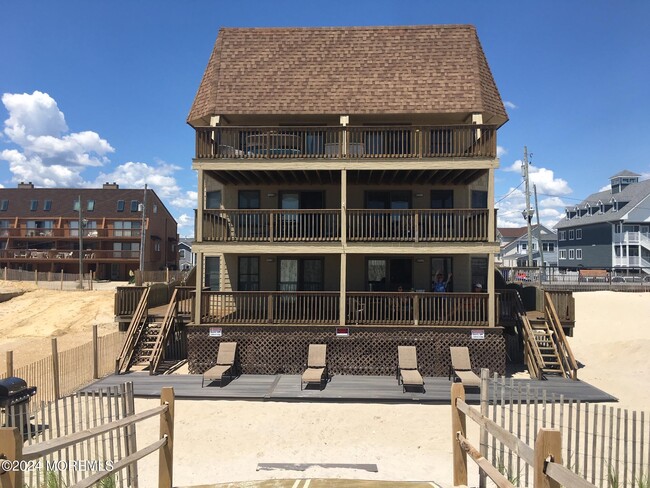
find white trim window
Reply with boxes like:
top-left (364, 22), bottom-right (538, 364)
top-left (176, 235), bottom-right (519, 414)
top-left (559, 230), bottom-right (566, 241)
top-left (576, 229), bottom-right (582, 240)
top-left (568, 229), bottom-right (575, 240)
top-left (576, 249), bottom-right (583, 260)
top-left (559, 249), bottom-right (567, 260)
top-left (568, 249), bottom-right (575, 259)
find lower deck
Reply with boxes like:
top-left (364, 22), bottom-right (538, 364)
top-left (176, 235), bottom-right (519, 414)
top-left (86, 372), bottom-right (617, 404)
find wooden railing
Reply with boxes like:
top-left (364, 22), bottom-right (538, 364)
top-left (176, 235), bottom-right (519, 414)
top-left (195, 124), bottom-right (497, 159)
top-left (347, 209), bottom-right (489, 242)
top-left (150, 288), bottom-right (179, 374)
top-left (545, 289), bottom-right (575, 324)
top-left (202, 209), bottom-right (341, 241)
top-left (347, 292), bottom-right (488, 326)
top-left (201, 291), bottom-right (339, 325)
top-left (0, 387), bottom-right (175, 488)
top-left (544, 292), bottom-right (579, 380)
top-left (175, 285), bottom-right (194, 316)
top-left (0, 249), bottom-right (139, 260)
top-left (116, 287), bottom-right (150, 374)
top-left (0, 227), bottom-right (141, 238)
top-left (451, 380), bottom-right (597, 488)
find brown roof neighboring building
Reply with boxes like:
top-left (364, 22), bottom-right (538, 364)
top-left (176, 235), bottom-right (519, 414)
top-left (188, 25), bottom-right (508, 125)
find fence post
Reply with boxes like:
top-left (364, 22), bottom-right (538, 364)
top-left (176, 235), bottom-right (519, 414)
top-left (451, 382), bottom-right (467, 486)
top-left (60, 269), bottom-right (64, 290)
top-left (5, 350), bottom-right (13, 378)
top-left (159, 387), bottom-right (175, 488)
top-left (0, 427), bottom-right (23, 488)
top-left (479, 368), bottom-right (489, 488)
top-left (34, 269), bottom-right (38, 284)
top-left (51, 337), bottom-right (60, 399)
top-left (92, 324), bottom-right (99, 379)
top-left (534, 428), bottom-right (562, 488)
top-left (3, 266), bottom-right (6, 281)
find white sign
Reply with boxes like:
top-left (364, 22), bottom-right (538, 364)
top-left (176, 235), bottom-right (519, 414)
top-left (209, 327), bottom-right (222, 337)
top-left (471, 329), bottom-right (485, 340)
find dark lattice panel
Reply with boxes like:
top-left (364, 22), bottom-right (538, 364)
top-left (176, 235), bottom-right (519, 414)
top-left (187, 326), bottom-right (506, 376)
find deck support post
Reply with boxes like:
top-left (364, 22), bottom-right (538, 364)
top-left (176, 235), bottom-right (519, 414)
top-left (194, 252), bottom-right (203, 324)
top-left (339, 252), bottom-right (347, 326)
top-left (488, 253), bottom-right (495, 327)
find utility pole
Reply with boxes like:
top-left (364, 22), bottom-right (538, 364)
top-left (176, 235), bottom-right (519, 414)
top-left (139, 184), bottom-right (148, 273)
top-left (78, 195), bottom-right (83, 289)
top-left (521, 147), bottom-right (534, 267)
top-left (534, 184), bottom-right (545, 275)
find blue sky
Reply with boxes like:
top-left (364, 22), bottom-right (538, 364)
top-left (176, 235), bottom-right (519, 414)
top-left (1, 0), bottom-right (649, 236)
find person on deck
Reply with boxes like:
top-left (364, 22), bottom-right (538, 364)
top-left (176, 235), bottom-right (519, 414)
top-left (433, 271), bottom-right (452, 292)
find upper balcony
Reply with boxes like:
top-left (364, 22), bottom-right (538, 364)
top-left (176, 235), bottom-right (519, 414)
top-left (195, 124), bottom-right (497, 161)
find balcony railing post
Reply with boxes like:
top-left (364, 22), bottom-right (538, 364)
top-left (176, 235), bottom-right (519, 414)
top-left (413, 294), bottom-right (419, 325)
top-left (414, 212), bottom-right (419, 242)
top-left (269, 212), bottom-right (274, 242)
top-left (267, 294), bottom-right (274, 324)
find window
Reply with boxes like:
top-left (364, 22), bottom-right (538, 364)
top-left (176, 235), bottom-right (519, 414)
top-left (543, 242), bottom-right (555, 252)
top-left (87, 200), bottom-right (95, 211)
top-left (521, 242), bottom-right (527, 250)
top-left (238, 257), bottom-right (260, 291)
top-left (179, 249), bottom-right (186, 258)
top-left (559, 230), bottom-right (566, 241)
top-left (576, 249), bottom-right (583, 260)
top-left (73, 199), bottom-right (80, 211)
top-left (43, 200), bottom-right (52, 211)
top-left (238, 190), bottom-right (260, 209)
top-left (30, 200), bottom-right (38, 211)
top-left (568, 229), bottom-right (575, 240)
top-left (206, 191), bottom-right (222, 209)
top-left (576, 229), bottom-right (582, 240)
top-left (559, 249), bottom-right (567, 260)
top-left (569, 249), bottom-right (575, 259)
top-left (471, 190), bottom-right (488, 209)
top-left (153, 204), bottom-right (158, 214)
top-left (154, 241), bottom-right (161, 252)
top-left (430, 190), bottom-right (453, 209)
top-left (279, 258), bottom-right (324, 291)
top-left (0, 200), bottom-right (7, 211)
top-left (117, 200), bottom-right (125, 212)
top-left (114, 221), bottom-right (142, 237)
top-left (205, 257), bottom-right (220, 291)
top-left (130, 200), bottom-right (139, 212)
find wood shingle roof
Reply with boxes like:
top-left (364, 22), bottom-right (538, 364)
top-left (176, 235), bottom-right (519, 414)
top-left (188, 25), bottom-right (508, 125)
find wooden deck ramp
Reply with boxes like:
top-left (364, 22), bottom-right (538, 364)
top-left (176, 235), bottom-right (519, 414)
top-left (512, 290), bottom-right (578, 380)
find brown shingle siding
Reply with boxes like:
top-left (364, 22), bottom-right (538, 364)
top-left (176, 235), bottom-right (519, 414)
top-left (187, 25), bottom-right (508, 123)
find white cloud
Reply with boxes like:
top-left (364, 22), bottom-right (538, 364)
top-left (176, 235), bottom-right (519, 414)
top-left (504, 101), bottom-right (517, 110)
top-left (176, 213), bottom-right (195, 238)
top-left (502, 161), bottom-right (571, 196)
top-left (497, 146), bottom-right (507, 158)
top-left (94, 161), bottom-right (181, 197)
top-left (170, 191), bottom-right (198, 208)
top-left (539, 196), bottom-right (566, 208)
top-left (2, 91), bottom-right (68, 140)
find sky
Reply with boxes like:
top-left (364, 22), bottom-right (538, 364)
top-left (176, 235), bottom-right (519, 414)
top-left (1, 0), bottom-right (649, 236)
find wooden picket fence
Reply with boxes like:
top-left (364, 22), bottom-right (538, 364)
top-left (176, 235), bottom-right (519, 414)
top-left (480, 372), bottom-right (649, 488)
top-left (2, 267), bottom-right (96, 290)
top-left (0, 383), bottom-right (137, 488)
top-left (0, 327), bottom-right (126, 407)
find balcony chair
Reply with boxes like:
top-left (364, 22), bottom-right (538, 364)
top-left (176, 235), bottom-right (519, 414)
top-left (202, 342), bottom-right (239, 387)
top-left (301, 344), bottom-right (328, 390)
top-left (449, 346), bottom-right (481, 389)
top-left (397, 345), bottom-right (424, 392)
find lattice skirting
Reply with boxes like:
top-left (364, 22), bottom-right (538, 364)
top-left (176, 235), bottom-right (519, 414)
top-left (187, 326), bottom-right (506, 377)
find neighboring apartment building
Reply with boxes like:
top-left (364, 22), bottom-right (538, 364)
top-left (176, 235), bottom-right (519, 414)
top-left (186, 26), bottom-right (508, 374)
top-left (178, 238), bottom-right (195, 271)
top-left (497, 224), bottom-right (558, 267)
top-left (0, 183), bottom-right (179, 280)
top-left (555, 171), bottom-right (650, 273)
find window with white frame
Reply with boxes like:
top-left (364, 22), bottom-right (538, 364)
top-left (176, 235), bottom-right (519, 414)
top-left (568, 229), bottom-right (574, 240)
top-left (576, 249), bottom-right (582, 260)
top-left (576, 229), bottom-right (582, 240)
top-left (569, 249), bottom-right (575, 259)
top-left (559, 230), bottom-right (566, 240)
top-left (559, 249), bottom-right (566, 259)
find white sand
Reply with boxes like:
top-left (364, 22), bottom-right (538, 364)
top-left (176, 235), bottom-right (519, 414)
top-left (1, 285), bottom-right (648, 486)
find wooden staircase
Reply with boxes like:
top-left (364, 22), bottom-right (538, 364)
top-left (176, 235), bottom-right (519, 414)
top-left (512, 290), bottom-right (578, 380)
top-left (116, 288), bottom-right (181, 375)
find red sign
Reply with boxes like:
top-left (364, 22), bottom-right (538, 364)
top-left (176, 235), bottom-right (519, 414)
top-left (335, 328), bottom-right (350, 337)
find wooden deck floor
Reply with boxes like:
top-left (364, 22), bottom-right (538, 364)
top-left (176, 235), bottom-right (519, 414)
top-left (84, 372), bottom-right (617, 404)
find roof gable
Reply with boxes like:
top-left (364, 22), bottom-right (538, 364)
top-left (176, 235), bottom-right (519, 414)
top-left (188, 25), bottom-right (508, 124)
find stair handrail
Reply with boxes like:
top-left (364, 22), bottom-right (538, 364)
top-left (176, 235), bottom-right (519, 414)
top-left (149, 288), bottom-right (179, 374)
top-left (116, 286), bottom-right (151, 374)
top-left (512, 291), bottom-right (545, 379)
top-left (544, 292), bottom-right (579, 380)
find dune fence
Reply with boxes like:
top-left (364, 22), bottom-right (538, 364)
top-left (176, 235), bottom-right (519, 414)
top-left (1, 326), bottom-right (126, 407)
top-left (455, 371), bottom-right (649, 488)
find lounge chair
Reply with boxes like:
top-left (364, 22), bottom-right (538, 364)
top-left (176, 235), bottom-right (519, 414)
top-left (301, 344), bottom-right (328, 390)
top-left (202, 342), bottom-right (238, 387)
top-left (397, 346), bottom-right (424, 392)
top-left (449, 346), bottom-right (481, 388)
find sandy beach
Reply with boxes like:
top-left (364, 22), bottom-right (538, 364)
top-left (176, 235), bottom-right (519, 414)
top-left (1, 284), bottom-right (649, 486)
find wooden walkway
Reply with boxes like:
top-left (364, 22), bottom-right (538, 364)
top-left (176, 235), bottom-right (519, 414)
top-left (84, 373), bottom-right (617, 404)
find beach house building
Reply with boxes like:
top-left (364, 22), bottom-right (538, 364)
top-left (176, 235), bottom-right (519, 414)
top-left (186, 25), bottom-right (509, 376)
top-left (0, 183), bottom-right (179, 280)
top-left (554, 171), bottom-right (650, 274)
top-left (497, 225), bottom-right (558, 268)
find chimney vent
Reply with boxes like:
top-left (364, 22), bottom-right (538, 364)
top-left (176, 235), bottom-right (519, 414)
top-left (103, 182), bottom-right (119, 189)
top-left (17, 182), bottom-right (34, 189)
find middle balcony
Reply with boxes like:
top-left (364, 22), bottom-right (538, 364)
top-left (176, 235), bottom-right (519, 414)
top-left (201, 208), bottom-right (490, 243)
